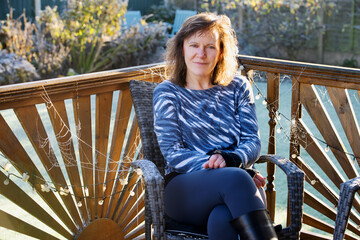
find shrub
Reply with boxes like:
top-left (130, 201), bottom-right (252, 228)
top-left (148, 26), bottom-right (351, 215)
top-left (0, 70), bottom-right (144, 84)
top-left (62, 0), bottom-right (127, 74)
top-left (0, 9), bottom-right (36, 62)
top-left (1, 7), bottom-right (70, 79)
top-left (101, 22), bottom-right (168, 69)
top-left (0, 0), bottom-right (168, 85)
top-left (0, 50), bottom-right (39, 85)
top-left (239, 1), bottom-right (325, 59)
top-left (146, 4), bottom-right (176, 24)
top-left (199, 0), bottom-right (336, 61)
top-left (34, 6), bottom-right (70, 79)
top-left (342, 56), bottom-right (358, 68)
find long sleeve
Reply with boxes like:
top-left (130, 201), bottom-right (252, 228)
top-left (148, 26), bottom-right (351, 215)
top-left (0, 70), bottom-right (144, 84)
top-left (229, 77), bottom-right (261, 168)
top-left (208, 77), bottom-right (261, 168)
top-left (153, 84), bottom-right (209, 174)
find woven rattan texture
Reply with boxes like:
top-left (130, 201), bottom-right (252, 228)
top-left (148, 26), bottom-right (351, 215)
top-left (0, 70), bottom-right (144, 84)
top-left (333, 177), bottom-right (360, 240)
top-left (258, 155), bottom-right (304, 240)
top-left (129, 80), bottom-right (305, 240)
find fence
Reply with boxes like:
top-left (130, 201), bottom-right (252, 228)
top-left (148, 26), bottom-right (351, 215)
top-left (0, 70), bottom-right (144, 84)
top-left (127, 0), bottom-right (163, 15)
top-left (0, 0), bottom-right (67, 20)
top-left (0, 0), bottom-right (162, 21)
top-left (323, 0), bottom-right (360, 54)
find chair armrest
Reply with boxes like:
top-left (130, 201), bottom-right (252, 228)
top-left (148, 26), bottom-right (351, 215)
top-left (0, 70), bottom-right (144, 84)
top-left (333, 177), bottom-right (360, 240)
top-left (131, 159), bottom-right (166, 240)
top-left (257, 154), bottom-right (305, 240)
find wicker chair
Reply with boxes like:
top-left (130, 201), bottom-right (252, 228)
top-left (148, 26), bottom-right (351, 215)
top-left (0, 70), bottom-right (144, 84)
top-left (333, 177), bottom-right (360, 240)
top-left (129, 80), bottom-right (305, 240)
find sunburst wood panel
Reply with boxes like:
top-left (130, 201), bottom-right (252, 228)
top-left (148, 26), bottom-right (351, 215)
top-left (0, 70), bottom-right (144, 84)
top-left (0, 64), bottom-right (164, 239)
top-left (292, 82), bottom-right (360, 239)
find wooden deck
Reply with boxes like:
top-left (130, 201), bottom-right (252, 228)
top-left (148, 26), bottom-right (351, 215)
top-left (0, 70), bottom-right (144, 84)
top-left (0, 56), bottom-right (359, 239)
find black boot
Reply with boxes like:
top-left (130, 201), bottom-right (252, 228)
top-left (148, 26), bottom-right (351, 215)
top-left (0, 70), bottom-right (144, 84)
top-left (231, 209), bottom-right (278, 240)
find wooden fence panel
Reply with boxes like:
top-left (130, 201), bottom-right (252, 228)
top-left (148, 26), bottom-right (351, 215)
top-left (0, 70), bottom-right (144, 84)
top-left (47, 100), bottom-right (90, 223)
top-left (108, 121), bottom-right (140, 219)
top-left (0, 170), bottom-right (72, 238)
top-left (0, 209), bottom-right (59, 240)
top-left (117, 185), bottom-right (145, 225)
top-left (94, 92), bottom-right (113, 220)
top-left (0, 63), bottom-right (163, 239)
top-left (101, 89), bottom-right (133, 218)
top-left (73, 95), bottom-right (95, 221)
top-left (0, 113), bottom-right (77, 234)
top-left (327, 87), bottom-right (360, 165)
top-left (14, 104), bottom-right (83, 227)
top-left (239, 54), bottom-right (360, 238)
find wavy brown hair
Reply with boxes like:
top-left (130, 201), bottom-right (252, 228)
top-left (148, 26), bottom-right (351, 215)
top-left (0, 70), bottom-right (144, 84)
top-left (165, 12), bottom-right (239, 87)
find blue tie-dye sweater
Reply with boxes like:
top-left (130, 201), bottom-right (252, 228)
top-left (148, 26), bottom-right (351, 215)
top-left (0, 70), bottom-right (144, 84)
top-left (153, 75), bottom-right (261, 175)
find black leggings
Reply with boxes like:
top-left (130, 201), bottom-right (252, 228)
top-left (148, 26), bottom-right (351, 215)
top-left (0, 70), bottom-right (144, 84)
top-left (164, 167), bottom-right (266, 240)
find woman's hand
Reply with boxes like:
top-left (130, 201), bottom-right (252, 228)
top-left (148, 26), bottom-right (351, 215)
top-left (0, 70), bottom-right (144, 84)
top-left (204, 154), bottom-right (226, 169)
top-left (253, 173), bottom-right (266, 188)
top-left (204, 154), bottom-right (266, 188)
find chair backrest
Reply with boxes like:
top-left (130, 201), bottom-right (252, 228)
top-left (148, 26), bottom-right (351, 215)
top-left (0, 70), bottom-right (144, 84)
top-left (124, 10), bottom-right (142, 28)
top-left (171, 10), bottom-right (197, 36)
top-left (129, 80), bottom-right (166, 175)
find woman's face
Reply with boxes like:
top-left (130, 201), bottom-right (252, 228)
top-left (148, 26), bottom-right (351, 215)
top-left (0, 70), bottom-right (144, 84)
top-left (183, 29), bottom-right (221, 83)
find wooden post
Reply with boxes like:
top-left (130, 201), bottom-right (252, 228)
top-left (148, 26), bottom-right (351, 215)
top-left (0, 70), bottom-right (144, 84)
top-left (266, 72), bottom-right (280, 221)
top-left (237, 3), bottom-right (244, 34)
top-left (350, 0), bottom-right (356, 52)
top-left (289, 76), bottom-right (302, 226)
top-left (34, 0), bottom-right (41, 18)
top-left (317, 1), bottom-right (324, 63)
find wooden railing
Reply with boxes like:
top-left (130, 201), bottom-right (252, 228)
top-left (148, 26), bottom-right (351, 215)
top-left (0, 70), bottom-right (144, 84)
top-left (0, 64), bottom-right (164, 239)
top-left (0, 56), bottom-right (359, 239)
top-left (240, 55), bottom-right (360, 240)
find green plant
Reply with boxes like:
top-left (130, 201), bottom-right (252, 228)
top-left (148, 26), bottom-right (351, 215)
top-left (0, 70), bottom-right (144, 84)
top-left (101, 22), bottom-right (168, 69)
top-left (0, 0), bottom-right (168, 84)
top-left (0, 9), bottom-right (36, 62)
top-left (62, 0), bottom-right (127, 74)
top-left (342, 56), bottom-right (358, 68)
top-left (0, 6), bottom-right (70, 79)
top-left (146, 4), bottom-right (176, 24)
top-left (33, 6), bottom-right (70, 79)
top-left (0, 50), bottom-right (39, 85)
top-left (199, 0), bottom-right (336, 61)
top-left (239, 0), bottom-right (331, 60)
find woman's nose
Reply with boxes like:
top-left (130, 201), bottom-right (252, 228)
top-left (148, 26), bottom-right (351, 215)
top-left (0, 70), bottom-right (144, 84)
top-left (197, 48), bottom-right (206, 57)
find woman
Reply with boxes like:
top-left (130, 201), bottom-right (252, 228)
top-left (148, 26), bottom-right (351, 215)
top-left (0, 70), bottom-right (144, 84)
top-left (153, 12), bottom-right (278, 240)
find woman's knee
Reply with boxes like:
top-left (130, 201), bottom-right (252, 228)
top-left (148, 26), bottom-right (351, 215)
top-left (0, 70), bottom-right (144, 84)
top-left (207, 205), bottom-right (238, 240)
top-left (217, 168), bottom-right (256, 191)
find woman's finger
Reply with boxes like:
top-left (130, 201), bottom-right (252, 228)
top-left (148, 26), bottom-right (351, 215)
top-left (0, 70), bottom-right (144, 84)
top-left (203, 161), bottom-right (209, 169)
top-left (219, 160), bottom-right (226, 168)
top-left (253, 178), bottom-right (262, 188)
top-left (254, 174), bottom-right (266, 188)
top-left (214, 155), bottom-right (226, 168)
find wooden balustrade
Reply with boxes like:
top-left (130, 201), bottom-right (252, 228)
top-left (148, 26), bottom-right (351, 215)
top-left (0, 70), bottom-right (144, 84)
top-left (239, 55), bottom-right (360, 239)
top-left (0, 63), bottom-right (164, 240)
top-left (0, 55), bottom-right (360, 239)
